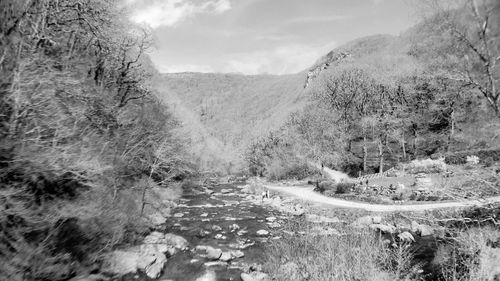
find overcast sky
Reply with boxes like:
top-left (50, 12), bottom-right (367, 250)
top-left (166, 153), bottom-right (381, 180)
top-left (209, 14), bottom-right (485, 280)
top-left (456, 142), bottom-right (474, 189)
top-left (126, 0), bottom-right (417, 75)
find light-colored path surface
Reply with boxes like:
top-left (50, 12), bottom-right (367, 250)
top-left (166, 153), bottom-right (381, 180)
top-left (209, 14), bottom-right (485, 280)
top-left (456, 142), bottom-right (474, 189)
top-left (265, 184), bottom-right (500, 212)
top-left (309, 162), bottom-right (350, 182)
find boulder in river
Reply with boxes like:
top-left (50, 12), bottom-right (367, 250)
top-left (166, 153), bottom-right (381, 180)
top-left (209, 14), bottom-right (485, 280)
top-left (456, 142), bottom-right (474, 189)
top-left (256, 229), bottom-right (269, 236)
top-left (219, 252), bottom-right (232, 262)
top-left (196, 245), bottom-right (223, 260)
top-left (104, 244), bottom-right (167, 279)
top-left (143, 232), bottom-right (189, 256)
top-left (230, 250), bottom-right (245, 259)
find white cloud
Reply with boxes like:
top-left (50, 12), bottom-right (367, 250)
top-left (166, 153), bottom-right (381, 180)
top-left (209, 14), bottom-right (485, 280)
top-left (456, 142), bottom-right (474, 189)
top-left (156, 63), bottom-right (215, 73)
top-left (130, 0), bottom-right (231, 28)
top-left (222, 42), bottom-right (338, 75)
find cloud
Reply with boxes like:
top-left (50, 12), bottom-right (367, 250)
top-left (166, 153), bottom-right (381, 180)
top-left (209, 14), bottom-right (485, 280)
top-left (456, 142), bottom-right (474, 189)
top-left (283, 15), bottom-right (351, 26)
top-left (222, 42), bottom-right (338, 75)
top-left (156, 63), bottom-right (215, 73)
top-left (130, 0), bottom-right (231, 28)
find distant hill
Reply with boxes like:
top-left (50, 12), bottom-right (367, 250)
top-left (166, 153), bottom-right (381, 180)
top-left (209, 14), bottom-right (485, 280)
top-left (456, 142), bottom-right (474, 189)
top-left (152, 11), bottom-right (498, 174)
top-left (153, 72), bottom-right (307, 172)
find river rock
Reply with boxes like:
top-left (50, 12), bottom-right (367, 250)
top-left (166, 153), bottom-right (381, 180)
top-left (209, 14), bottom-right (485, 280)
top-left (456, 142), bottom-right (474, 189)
top-left (398, 231), bottom-right (415, 243)
top-left (268, 222), bottom-right (281, 228)
top-left (230, 250), bottom-right (245, 259)
top-left (212, 225), bottom-right (222, 231)
top-left (200, 213), bottom-right (208, 217)
top-left (241, 272), bottom-right (270, 281)
top-left (143, 232), bottom-right (188, 256)
top-left (265, 216), bottom-right (276, 222)
top-left (207, 248), bottom-right (222, 260)
top-left (351, 216), bottom-right (375, 228)
top-left (104, 244), bottom-right (167, 279)
top-left (146, 213), bottom-right (167, 226)
top-left (173, 213), bottom-right (184, 218)
top-left (411, 221), bottom-right (434, 236)
top-left (229, 223), bottom-right (240, 232)
top-left (256, 229), bottom-right (269, 236)
top-left (419, 224), bottom-right (434, 236)
top-left (195, 270), bottom-right (217, 281)
top-left (221, 189), bottom-right (232, 194)
top-left (214, 233), bottom-right (226, 240)
top-left (219, 252), bottom-right (232, 262)
top-left (370, 224), bottom-right (396, 234)
top-left (237, 229), bottom-right (248, 236)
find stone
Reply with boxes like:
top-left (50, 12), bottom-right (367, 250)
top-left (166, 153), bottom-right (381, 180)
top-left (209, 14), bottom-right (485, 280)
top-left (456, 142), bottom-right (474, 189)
top-left (352, 216), bottom-right (375, 228)
top-left (147, 213), bottom-right (167, 226)
top-left (214, 234), bottom-right (226, 240)
top-left (196, 230), bottom-right (211, 238)
top-left (230, 250), bottom-right (245, 259)
top-left (256, 229), bottom-right (269, 236)
top-left (372, 216), bottom-right (382, 224)
top-left (265, 216), bottom-right (276, 222)
top-left (268, 222), bottom-right (281, 228)
top-left (410, 221), bottom-right (420, 233)
top-left (237, 229), bottom-right (248, 236)
top-left (241, 272), bottom-right (271, 281)
top-left (204, 246), bottom-right (223, 260)
top-left (212, 225), bottom-right (222, 231)
top-left (104, 245), bottom-right (167, 279)
top-left (229, 223), bottom-right (240, 232)
top-left (398, 231), bottom-right (415, 243)
top-left (221, 189), bottom-right (232, 194)
top-left (144, 231), bottom-right (165, 244)
top-left (203, 261), bottom-right (227, 267)
top-left (201, 213), bottom-right (208, 217)
top-left (219, 252), bottom-right (232, 262)
top-left (195, 270), bottom-right (217, 281)
top-left (173, 213), bottom-right (184, 218)
top-left (418, 224), bottom-right (434, 236)
top-left (370, 224), bottom-right (396, 234)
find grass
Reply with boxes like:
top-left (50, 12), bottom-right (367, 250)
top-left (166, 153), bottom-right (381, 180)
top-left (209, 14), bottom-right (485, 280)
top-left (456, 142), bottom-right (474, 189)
top-left (264, 218), bottom-right (422, 281)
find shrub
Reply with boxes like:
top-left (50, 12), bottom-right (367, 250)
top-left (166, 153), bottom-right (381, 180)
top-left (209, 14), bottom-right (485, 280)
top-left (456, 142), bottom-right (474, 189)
top-left (405, 158), bottom-right (447, 174)
top-left (335, 182), bottom-right (356, 194)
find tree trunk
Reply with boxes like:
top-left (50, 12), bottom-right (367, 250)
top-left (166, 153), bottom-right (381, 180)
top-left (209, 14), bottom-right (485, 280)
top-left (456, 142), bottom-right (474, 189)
top-left (401, 131), bottom-right (406, 161)
top-left (363, 136), bottom-right (368, 172)
top-left (378, 137), bottom-right (384, 174)
top-left (447, 109), bottom-right (455, 152)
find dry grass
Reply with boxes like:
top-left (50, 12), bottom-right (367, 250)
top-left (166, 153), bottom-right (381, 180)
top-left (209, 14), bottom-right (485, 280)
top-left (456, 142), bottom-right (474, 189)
top-left (264, 219), bottom-right (423, 281)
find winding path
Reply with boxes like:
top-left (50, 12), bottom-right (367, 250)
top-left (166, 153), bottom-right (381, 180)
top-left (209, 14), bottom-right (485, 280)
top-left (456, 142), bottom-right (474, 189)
top-left (265, 184), bottom-right (500, 212)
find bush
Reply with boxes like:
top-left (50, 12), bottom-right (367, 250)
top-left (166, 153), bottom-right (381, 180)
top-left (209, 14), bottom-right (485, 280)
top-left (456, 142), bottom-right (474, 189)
top-left (405, 158), bottom-right (447, 174)
top-left (335, 182), bottom-right (356, 194)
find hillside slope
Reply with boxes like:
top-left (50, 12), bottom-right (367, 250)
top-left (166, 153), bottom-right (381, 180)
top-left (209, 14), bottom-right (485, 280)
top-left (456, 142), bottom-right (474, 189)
top-left (153, 72), bottom-right (307, 172)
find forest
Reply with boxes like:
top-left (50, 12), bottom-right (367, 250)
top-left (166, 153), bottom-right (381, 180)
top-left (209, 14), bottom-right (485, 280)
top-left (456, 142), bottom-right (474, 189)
top-left (0, 1), bottom-right (193, 279)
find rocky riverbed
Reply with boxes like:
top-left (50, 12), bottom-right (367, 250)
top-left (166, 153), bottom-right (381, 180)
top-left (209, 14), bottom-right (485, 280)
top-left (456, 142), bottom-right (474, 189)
top-left (98, 180), bottom-right (308, 281)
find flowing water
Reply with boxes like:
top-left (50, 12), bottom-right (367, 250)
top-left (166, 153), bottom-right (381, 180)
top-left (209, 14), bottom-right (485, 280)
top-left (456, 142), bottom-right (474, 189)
top-left (157, 182), bottom-right (287, 281)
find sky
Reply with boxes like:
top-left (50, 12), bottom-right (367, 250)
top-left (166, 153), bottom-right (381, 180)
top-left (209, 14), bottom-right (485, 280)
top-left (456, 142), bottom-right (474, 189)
top-left (125, 0), bottom-right (418, 75)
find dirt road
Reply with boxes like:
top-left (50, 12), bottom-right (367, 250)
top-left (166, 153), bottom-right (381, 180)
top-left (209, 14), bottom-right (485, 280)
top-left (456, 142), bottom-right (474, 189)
top-left (265, 184), bottom-right (500, 212)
